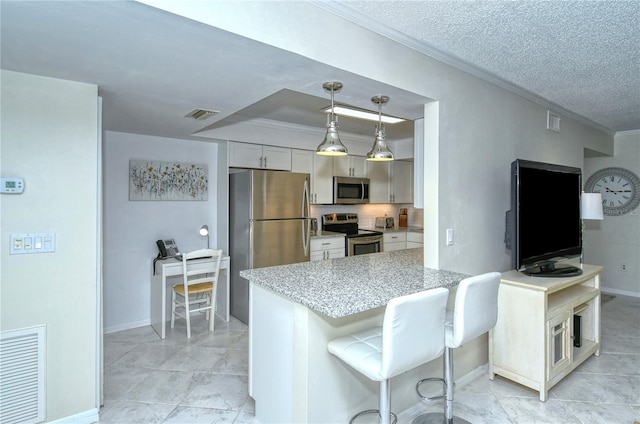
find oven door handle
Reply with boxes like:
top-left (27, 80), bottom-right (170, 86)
top-left (349, 236), bottom-right (383, 244)
top-left (360, 181), bottom-right (365, 202)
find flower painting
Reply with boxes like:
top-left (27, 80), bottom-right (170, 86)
top-left (129, 160), bottom-right (208, 201)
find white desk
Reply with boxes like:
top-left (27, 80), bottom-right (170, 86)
top-left (151, 255), bottom-right (230, 339)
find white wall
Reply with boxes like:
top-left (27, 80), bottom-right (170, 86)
top-left (102, 131), bottom-right (220, 332)
top-left (584, 130), bottom-right (640, 296)
top-left (0, 70), bottom-right (99, 422)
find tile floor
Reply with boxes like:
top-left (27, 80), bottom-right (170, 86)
top-left (100, 294), bottom-right (639, 423)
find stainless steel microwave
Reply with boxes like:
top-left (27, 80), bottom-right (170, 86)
top-left (333, 177), bottom-right (370, 204)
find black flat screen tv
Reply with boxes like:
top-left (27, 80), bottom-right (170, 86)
top-left (506, 159), bottom-right (583, 277)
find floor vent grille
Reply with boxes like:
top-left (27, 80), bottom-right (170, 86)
top-left (0, 326), bottom-right (46, 424)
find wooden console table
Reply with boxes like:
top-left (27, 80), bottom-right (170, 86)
top-left (489, 264), bottom-right (602, 401)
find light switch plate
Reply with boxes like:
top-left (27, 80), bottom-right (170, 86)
top-left (446, 228), bottom-right (454, 246)
top-left (10, 233), bottom-right (55, 254)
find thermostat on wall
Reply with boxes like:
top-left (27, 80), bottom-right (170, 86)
top-left (1, 178), bottom-right (24, 194)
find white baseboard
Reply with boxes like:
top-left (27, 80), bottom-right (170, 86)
top-left (397, 363), bottom-right (489, 423)
top-left (601, 287), bottom-right (640, 298)
top-left (48, 408), bottom-right (99, 424)
top-left (103, 319), bottom-right (150, 334)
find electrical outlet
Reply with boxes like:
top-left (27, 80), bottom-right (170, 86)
top-left (620, 262), bottom-right (628, 272)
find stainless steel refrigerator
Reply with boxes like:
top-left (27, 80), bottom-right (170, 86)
top-left (229, 170), bottom-right (311, 323)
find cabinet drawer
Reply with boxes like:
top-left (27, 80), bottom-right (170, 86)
top-left (383, 232), bottom-right (407, 243)
top-left (311, 237), bottom-right (344, 251)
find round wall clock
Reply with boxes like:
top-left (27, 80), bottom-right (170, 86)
top-left (584, 167), bottom-right (640, 216)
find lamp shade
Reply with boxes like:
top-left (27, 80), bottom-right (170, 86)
top-left (366, 95), bottom-right (394, 161)
top-left (317, 118), bottom-right (348, 156)
top-left (366, 126), bottom-right (394, 161)
top-left (317, 81), bottom-right (348, 156)
top-left (581, 193), bottom-right (604, 220)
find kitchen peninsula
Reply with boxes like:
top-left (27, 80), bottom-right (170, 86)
top-left (240, 248), bottom-right (469, 423)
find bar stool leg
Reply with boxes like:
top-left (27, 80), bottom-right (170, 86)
top-left (349, 379), bottom-right (398, 424)
top-left (380, 380), bottom-right (392, 424)
top-left (412, 348), bottom-right (470, 424)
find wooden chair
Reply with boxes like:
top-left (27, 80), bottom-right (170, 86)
top-left (171, 248), bottom-right (223, 338)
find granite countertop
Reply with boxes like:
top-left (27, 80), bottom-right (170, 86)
top-left (239, 248), bottom-right (468, 319)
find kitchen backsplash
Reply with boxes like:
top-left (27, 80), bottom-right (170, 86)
top-left (311, 204), bottom-right (423, 229)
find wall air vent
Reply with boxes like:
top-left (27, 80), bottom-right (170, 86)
top-left (0, 326), bottom-right (46, 424)
top-left (547, 111), bottom-right (561, 132)
top-left (184, 108), bottom-right (219, 121)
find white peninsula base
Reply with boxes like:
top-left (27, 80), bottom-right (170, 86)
top-left (249, 284), bottom-right (453, 423)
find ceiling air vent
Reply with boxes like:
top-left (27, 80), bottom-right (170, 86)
top-left (185, 108), bottom-right (219, 121)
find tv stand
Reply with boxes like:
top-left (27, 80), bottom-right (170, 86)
top-left (523, 261), bottom-right (583, 277)
top-left (490, 264), bottom-right (602, 401)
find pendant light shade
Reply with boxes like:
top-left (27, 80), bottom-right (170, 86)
top-left (366, 95), bottom-right (394, 161)
top-left (317, 82), bottom-right (348, 156)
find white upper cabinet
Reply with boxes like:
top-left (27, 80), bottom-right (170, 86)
top-left (391, 160), bottom-right (413, 204)
top-left (291, 149), bottom-right (334, 204)
top-left (333, 156), bottom-right (367, 178)
top-left (368, 160), bottom-right (413, 203)
top-left (229, 141), bottom-right (291, 171)
top-left (368, 162), bottom-right (391, 203)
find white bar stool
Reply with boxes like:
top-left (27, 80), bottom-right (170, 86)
top-left (413, 272), bottom-right (501, 424)
top-left (328, 287), bottom-right (449, 424)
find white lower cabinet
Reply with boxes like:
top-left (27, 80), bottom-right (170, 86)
top-left (310, 237), bottom-right (345, 261)
top-left (490, 264), bottom-right (602, 401)
top-left (382, 232), bottom-right (406, 252)
top-left (406, 232), bottom-right (423, 249)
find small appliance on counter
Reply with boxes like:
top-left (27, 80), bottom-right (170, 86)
top-left (399, 208), bottom-right (408, 227)
top-left (375, 216), bottom-right (395, 229)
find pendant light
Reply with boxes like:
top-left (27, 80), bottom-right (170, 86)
top-left (366, 95), bottom-right (394, 161)
top-left (316, 81), bottom-right (348, 156)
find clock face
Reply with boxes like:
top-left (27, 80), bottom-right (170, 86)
top-left (585, 167), bottom-right (640, 216)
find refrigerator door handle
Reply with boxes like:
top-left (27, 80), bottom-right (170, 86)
top-left (302, 178), bottom-right (310, 218)
top-left (302, 178), bottom-right (310, 256)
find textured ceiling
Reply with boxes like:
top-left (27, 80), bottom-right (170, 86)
top-left (1, 0), bottom-right (638, 143)
top-left (325, 0), bottom-right (640, 132)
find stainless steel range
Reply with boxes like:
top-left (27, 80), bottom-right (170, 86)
top-left (322, 213), bottom-right (383, 256)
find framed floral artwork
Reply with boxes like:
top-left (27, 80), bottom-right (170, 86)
top-left (129, 160), bottom-right (208, 201)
